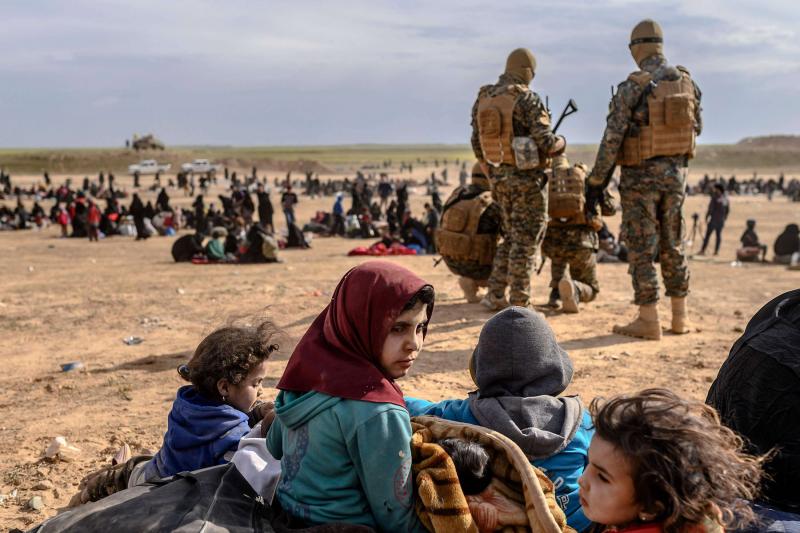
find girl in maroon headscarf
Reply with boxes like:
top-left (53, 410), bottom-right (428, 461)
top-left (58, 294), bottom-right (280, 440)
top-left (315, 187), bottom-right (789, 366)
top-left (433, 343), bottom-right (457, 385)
top-left (267, 261), bottom-right (433, 531)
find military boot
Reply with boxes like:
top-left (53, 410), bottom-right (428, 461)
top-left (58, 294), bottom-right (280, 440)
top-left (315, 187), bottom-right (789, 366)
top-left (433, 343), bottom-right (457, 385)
top-left (546, 287), bottom-right (561, 309)
top-left (480, 292), bottom-right (509, 311)
top-left (613, 304), bottom-right (661, 340)
top-left (458, 277), bottom-right (481, 303)
top-left (670, 296), bottom-right (691, 334)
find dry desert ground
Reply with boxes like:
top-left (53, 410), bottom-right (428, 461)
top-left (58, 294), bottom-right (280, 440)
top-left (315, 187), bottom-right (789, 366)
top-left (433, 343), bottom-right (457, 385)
top-left (1, 167), bottom-right (798, 530)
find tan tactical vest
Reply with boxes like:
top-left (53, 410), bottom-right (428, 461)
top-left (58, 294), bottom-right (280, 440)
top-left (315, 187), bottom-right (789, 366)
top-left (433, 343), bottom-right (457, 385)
top-left (548, 159), bottom-right (597, 227)
top-left (617, 66), bottom-right (697, 166)
top-left (436, 191), bottom-right (496, 265)
top-left (477, 85), bottom-right (526, 167)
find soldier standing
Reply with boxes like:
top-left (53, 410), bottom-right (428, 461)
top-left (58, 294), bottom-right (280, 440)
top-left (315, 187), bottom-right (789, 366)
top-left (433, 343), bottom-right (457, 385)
top-left (586, 19), bottom-right (702, 340)
top-left (471, 48), bottom-right (566, 310)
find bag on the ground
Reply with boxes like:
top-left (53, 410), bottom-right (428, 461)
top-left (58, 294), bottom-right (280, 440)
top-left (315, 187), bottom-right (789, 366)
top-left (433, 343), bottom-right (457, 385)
top-left (28, 463), bottom-right (274, 533)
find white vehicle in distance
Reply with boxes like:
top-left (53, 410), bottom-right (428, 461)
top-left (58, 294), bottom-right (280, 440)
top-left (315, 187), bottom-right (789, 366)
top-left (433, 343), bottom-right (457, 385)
top-left (128, 159), bottom-right (172, 175)
top-left (180, 159), bottom-right (222, 177)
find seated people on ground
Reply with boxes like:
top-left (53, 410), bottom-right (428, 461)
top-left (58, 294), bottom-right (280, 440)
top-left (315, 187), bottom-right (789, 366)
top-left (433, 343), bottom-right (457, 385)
top-left (707, 289), bottom-right (800, 515)
top-left (596, 221), bottom-right (628, 263)
top-left (72, 319), bottom-right (280, 505)
top-left (171, 232), bottom-right (206, 262)
top-left (267, 262), bottom-right (432, 531)
top-left (581, 389), bottom-right (763, 532)
top-left (239, 224), bottom-right (280, 263)
top-left (205, 226), bottom-right (230, 261)
top-left (773, 223), bottom-right (800, 265)
top-left (406, 306), bottom-right (593, 532)
top-left (736, 219), bottom-right (768, 262)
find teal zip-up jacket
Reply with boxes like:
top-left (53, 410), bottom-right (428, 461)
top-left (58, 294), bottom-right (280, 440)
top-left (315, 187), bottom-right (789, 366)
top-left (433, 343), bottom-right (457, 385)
top-left (267, 390), bottom-right (425, 532)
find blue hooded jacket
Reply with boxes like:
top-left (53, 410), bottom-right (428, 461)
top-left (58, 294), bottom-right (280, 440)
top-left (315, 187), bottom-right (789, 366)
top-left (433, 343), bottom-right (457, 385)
top-left (143, 385), bottom-right (251, 480)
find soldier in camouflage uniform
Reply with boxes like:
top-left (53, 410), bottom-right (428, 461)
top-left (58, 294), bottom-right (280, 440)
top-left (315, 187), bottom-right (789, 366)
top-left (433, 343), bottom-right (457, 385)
top-left (437, 164), bottom-right (503, 302)
top-left (543, 157), bottom-right (610, 313)
top-left (471, 48), bottom-right (566, 310)
top-left (586, 19), bottom-right (702, 340)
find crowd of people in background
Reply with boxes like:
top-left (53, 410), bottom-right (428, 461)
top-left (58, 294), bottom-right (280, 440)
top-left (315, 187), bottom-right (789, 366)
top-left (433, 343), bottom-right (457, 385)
top-left (2, 165), bottom-right (798, 269)
top-left (691, 171), bottom-right (800, 201)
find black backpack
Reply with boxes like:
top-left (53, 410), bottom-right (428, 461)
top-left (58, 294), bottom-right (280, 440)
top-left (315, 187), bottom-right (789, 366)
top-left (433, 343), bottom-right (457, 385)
top-left (27, 464), bottom-right (375, 533)
top-left (29, 464), bottom-right (274, 533)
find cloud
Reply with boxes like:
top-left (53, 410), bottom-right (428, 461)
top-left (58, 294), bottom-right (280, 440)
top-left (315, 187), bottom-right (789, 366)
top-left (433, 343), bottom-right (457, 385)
top-left (0, 0), bottom-right (797, 147)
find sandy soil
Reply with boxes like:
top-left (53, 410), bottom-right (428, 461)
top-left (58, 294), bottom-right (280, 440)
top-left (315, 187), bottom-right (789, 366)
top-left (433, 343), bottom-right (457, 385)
top-left (1, 168), bottom-right (798, 530)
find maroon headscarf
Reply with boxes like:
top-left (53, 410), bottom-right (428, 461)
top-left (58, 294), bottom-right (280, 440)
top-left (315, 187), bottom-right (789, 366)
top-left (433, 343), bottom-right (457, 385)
top-left (277, 260), bottom-right (433, 408)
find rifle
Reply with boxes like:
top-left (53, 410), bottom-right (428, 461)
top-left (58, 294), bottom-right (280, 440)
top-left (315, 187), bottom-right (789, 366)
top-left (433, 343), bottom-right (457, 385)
top-left (552, 99), bottom-right (578, 134)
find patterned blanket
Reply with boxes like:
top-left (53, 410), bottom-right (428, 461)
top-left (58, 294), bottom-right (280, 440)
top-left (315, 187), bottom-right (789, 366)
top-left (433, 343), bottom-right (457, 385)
top-left (411, 416), bottom-right (574, 533)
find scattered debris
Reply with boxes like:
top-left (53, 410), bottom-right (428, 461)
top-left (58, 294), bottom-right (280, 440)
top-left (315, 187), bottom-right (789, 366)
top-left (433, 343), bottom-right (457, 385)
top-left (176, 288), bottom-right (185, 295)
top-left (112, 443), bottom-right (132, 465)
top-left (733, 325), bottom-right (744, 333)
top-left (32, 480), bottom-right (54, 491)
top-left (27, 266), bottom-right (35, 272)
top-left (60, 361), bottom-right (84, 372)
top-left (139, 317), bottom-right (161, 326)
top-left (122, 336), bottom-right (144, 346)
top-left (28, 495), bottom-right (45, 511)
top-left (45, 436), bottom-right (81, 462)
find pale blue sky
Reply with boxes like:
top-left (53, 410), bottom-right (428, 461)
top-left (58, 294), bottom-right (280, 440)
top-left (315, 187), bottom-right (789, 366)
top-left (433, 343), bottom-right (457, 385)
top-left (1, 0), bottom-right (798, 147)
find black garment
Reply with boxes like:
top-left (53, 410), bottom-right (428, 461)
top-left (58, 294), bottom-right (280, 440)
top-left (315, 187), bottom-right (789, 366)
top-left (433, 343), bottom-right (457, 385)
top-left (707, 289), bottom-right (800, 513)
top-left (71, 202), bottom-right (88, 237)
top-left (286, 221), bottom-right (309, 248)
top-left (774, 224), bottom-right (800, 256)
top-left (240, 225), bottom-right (277, 263)
top-left (192, 195), bottom-right (206, 235)
top-left (171, 234), bottom-right (205, 262)
top-left (144, 201), bottom-right (156, 220)
top-left (129, 195), bottom-right (146, 240)
top-left (257, 191), bottom-right (274, 229)
top-left (156, 189), bottom-right (170, 212)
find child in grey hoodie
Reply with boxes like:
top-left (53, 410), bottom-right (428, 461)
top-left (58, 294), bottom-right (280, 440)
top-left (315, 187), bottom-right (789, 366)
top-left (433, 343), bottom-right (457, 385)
top-left (406, 306), bottom-right (594, 532)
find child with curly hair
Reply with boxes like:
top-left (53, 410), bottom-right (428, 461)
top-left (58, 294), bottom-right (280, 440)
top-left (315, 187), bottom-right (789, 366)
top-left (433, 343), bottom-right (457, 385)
top-left (578, 388), bottom-right (763, 532)
top-left (71, 319), bottom-right (280, 505)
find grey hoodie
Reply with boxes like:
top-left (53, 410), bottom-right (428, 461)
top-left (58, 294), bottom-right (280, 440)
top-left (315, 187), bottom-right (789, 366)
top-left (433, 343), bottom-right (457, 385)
top-left (468, 306), bottom-right (583, 460)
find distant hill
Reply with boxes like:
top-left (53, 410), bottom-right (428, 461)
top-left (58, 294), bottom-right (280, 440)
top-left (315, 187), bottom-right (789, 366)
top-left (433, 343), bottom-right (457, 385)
top-left (737, 135), bottom-right (800, 150)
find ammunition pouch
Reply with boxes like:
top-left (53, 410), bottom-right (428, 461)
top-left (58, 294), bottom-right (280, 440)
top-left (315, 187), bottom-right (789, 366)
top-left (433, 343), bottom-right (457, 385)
top-left (512, 137), bottom-right (540, 170)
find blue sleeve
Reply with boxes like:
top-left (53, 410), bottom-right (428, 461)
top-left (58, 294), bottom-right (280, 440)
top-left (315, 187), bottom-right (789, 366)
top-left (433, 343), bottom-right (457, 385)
top-left (347, 408), bottom-right (426, 533)
top-left (404, 397), bottom-right (480, 425)
top-left (533, 409), bottom-right (594, 532)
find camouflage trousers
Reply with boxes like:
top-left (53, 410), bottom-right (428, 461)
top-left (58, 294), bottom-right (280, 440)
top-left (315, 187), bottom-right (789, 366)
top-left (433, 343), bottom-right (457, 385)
top-left (444, 257), bottom-right (492, 282)
top-left (541, 226), bottom-right (599, 297)
top-left (619, 165), bottom-right (690, 305)
top-left (488, 174), bottom-right (547, 306)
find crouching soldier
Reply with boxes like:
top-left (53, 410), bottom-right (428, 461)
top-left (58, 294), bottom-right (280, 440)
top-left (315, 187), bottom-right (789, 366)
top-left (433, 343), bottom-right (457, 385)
top-left (436, 164), bottom-right (502, 302)
top-left (543, 155), bottom-right (611, 313)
